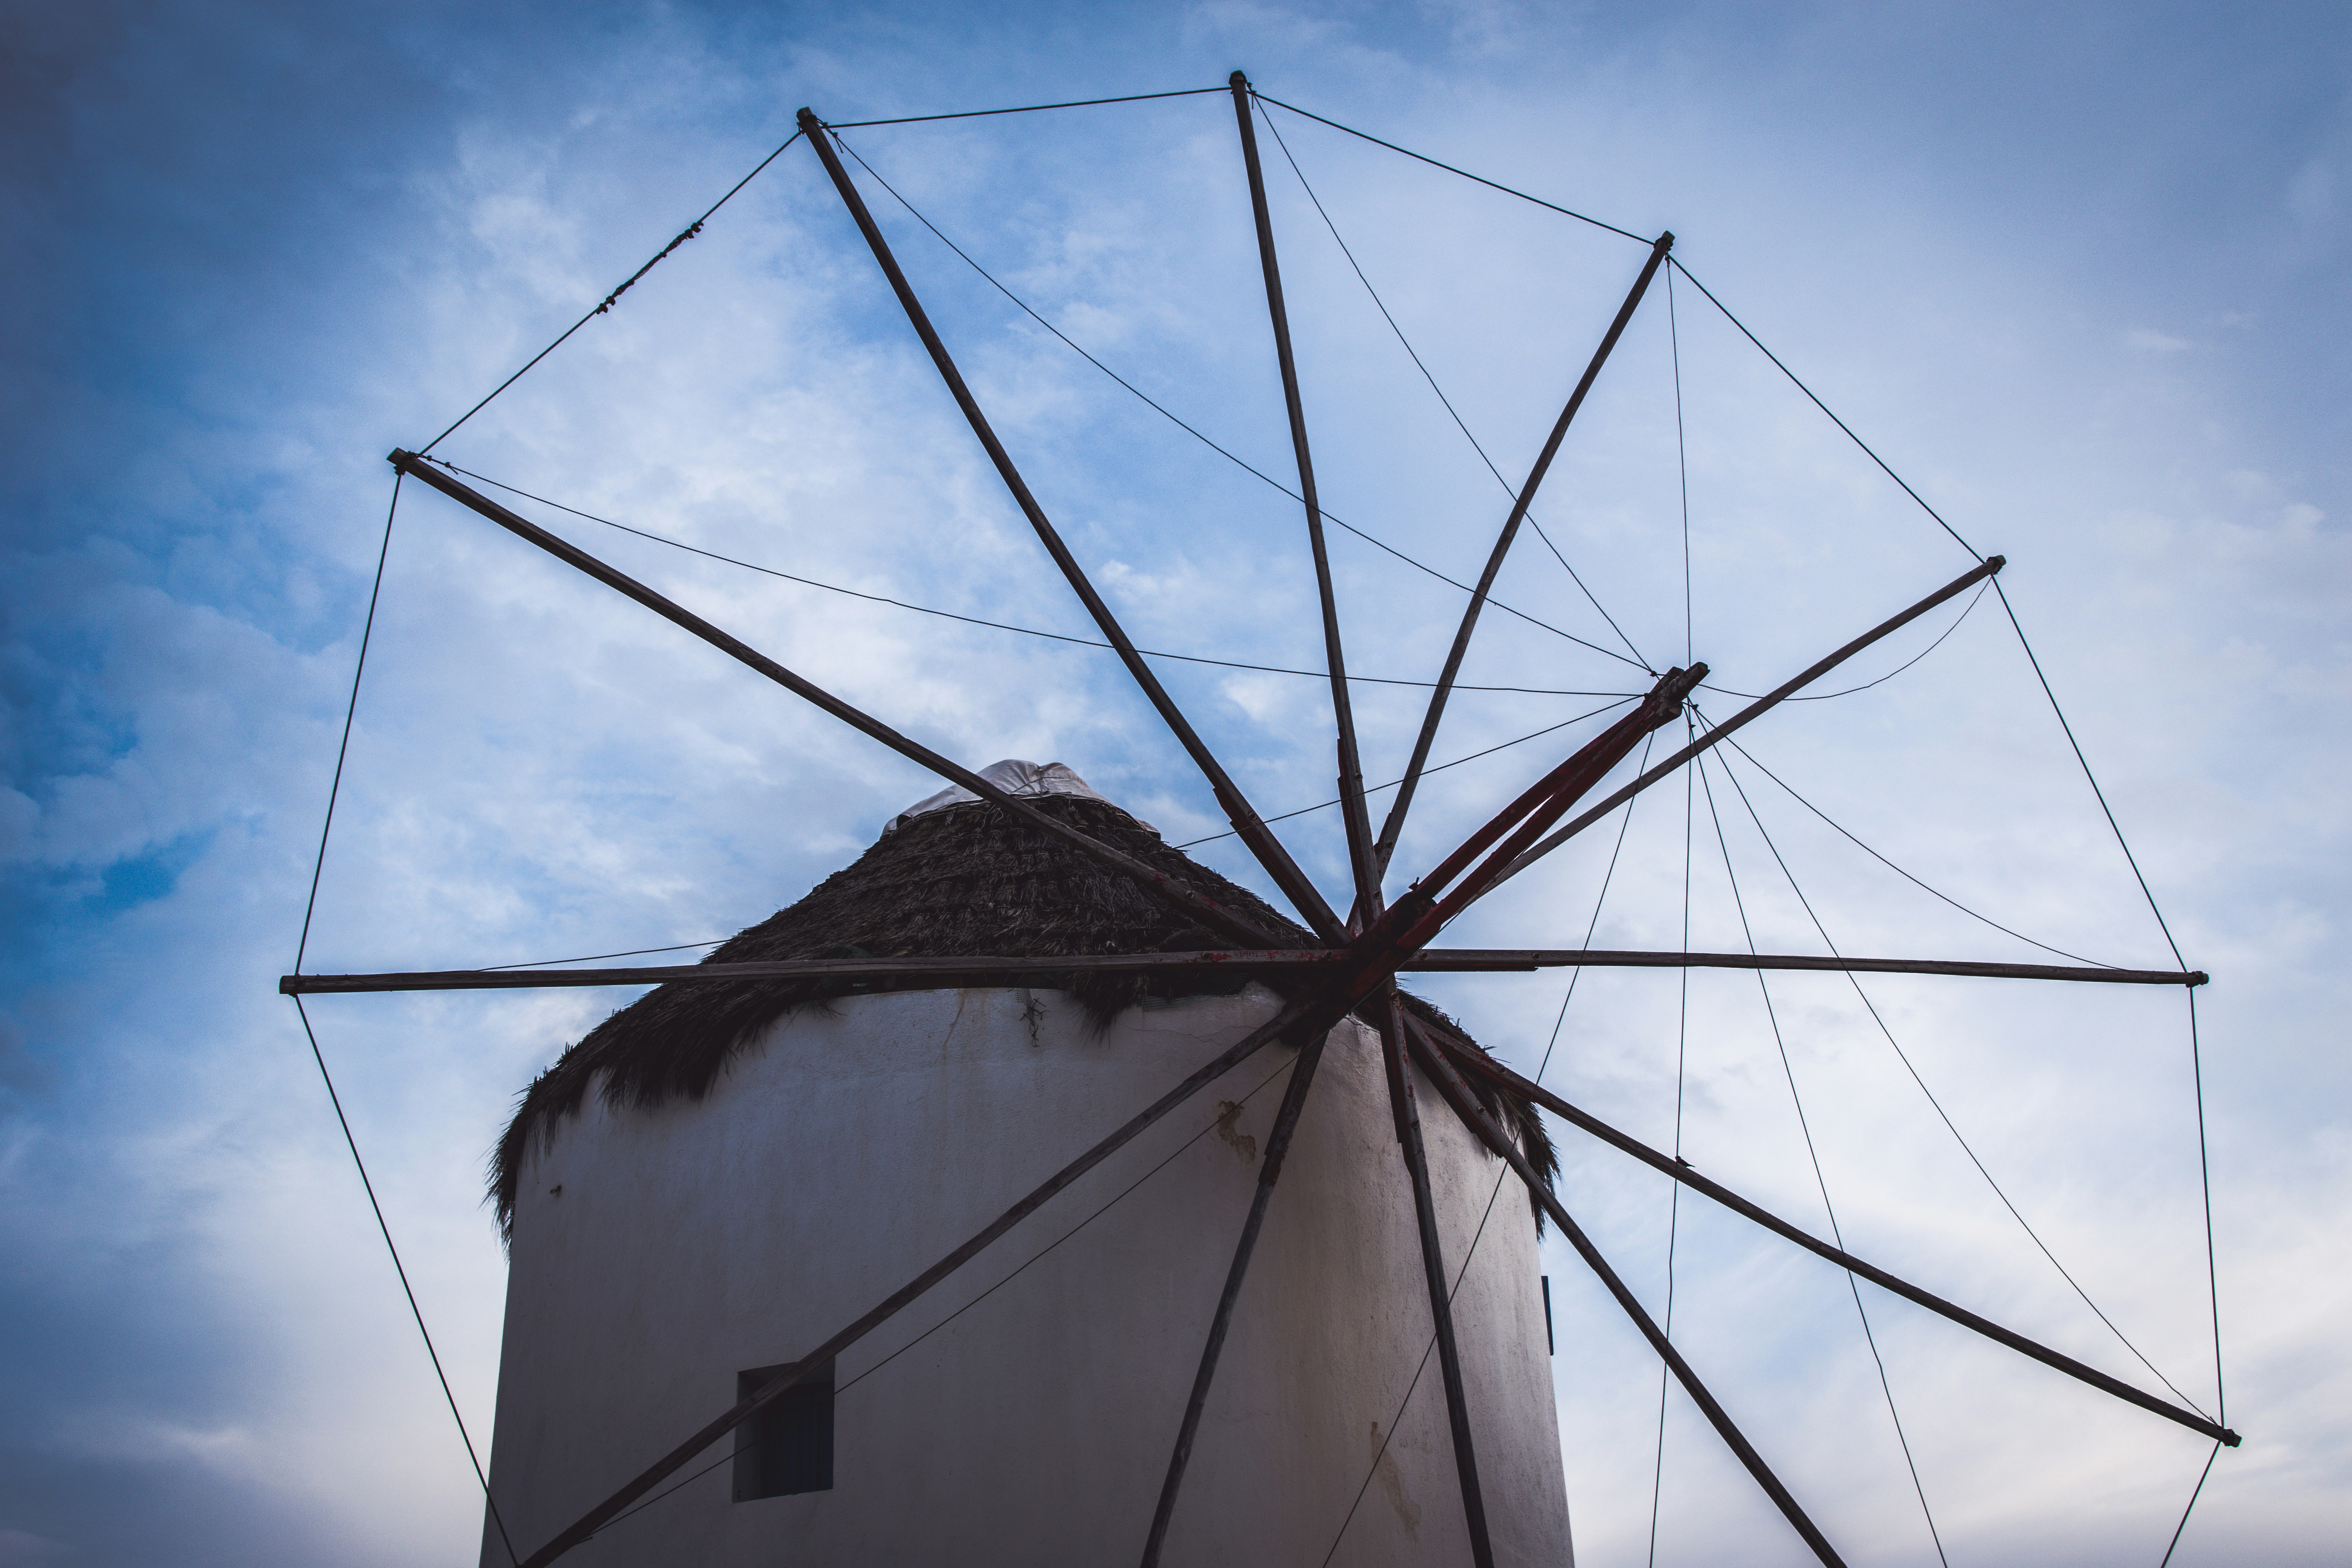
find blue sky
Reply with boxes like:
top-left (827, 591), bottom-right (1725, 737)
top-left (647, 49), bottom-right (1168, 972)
top-left (3, 2), bottom-right (2347, 1564)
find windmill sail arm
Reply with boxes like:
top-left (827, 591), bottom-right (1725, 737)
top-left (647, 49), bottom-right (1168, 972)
top-left (385, 452), bottom-right (1283, 952)
top-left (1487, 554), bottom-right (2007, 892)
top-left (1414, 1020), bottom-right (2242, 1448)
top-left (281, 949), bottom-right (2205, 994)
top-left (795, 110), bottom-right (1348, 944)
top-left (1401, 1016), bottom-right (1850, 1567)
top-left (1371, 228), bottom-right (1676, 887)
top-left (1227, 72), bottom-right (1381, 929)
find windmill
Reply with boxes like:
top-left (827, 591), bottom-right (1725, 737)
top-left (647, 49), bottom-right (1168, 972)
top-left (283, 73), bottom-right (2233, 1566)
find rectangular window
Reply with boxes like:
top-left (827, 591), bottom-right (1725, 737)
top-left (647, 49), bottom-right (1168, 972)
top-left (733, 1361), bottom-right (834, 1500)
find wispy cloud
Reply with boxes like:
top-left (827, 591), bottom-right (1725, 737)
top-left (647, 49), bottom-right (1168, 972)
top-left (3, 2), bottom-right (2347, 1564)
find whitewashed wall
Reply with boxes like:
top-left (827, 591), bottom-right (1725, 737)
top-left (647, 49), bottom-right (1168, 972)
top-left (481, 984), bottom-right (1571, 1566)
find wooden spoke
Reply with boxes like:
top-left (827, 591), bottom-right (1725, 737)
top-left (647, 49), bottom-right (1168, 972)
top-left (1138, 1023), bottom-right (1336, 1566)
top-left (1401, 1019), bottom-right (1850, 1568)
top-left (797, 109), bottom-right (1347, 943)
top-left (387, 452), bottom-right (1282, 950)
top-left (1374, 987), bottom-right (1495, 1566)
top-left (1414, 1019), bottom-right (2239, 1448)
top-left (1228, 71), bottom-right (1377, 919)
top-left (1488, 556), bottom-right (2005, 889)
top-left (1371, 230), bottom-right (1675, 884)
top-left (283, 949), bottom-right (2204, 995)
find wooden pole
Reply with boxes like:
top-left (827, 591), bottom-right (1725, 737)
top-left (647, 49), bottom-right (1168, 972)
top-left (1138, 1024), bottom-right (1335, 1567)
top-left (281, 950), bottom-right (2207, 995)
top-left (1228, 71), bottom-right (1377, 916)
top-left (1370, 230), bottom-right (1675, 881)
top-left (795, 108), bottom-right (1347, 944)
top-left (386, 452), bottom-right (1281, 951)
top-left (1486, 555), bottom-right (2005, 890)
top-left (1414, 1020), bottom-right (2241, 1447)
top-left (1210, 81), bottom-right (1503, 1557)
top-left (1399, 1021), bottom-right (1849, 1568)
top-left (1377, 988), bottom-right (1496, 1566)
top-left (1330, 666), bottom-right (1702, 998)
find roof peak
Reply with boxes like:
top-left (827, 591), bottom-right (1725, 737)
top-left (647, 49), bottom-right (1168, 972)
top-left (890, 760), bottom-right (1151, 835)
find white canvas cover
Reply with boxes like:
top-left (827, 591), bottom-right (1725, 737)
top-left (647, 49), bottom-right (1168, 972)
top-left (887, 759), bottom-right (1151, 833)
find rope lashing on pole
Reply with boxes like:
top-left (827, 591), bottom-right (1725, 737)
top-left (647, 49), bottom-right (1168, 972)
top-left (593, 220), bottom-right (701, 315)
top-left (418, 129), bottom-right (804, 455)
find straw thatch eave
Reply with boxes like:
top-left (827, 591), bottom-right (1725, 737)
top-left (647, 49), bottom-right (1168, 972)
top-left (491, 794), bottom-right (1557, 1234)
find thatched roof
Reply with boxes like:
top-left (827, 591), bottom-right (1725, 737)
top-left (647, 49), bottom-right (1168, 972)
top-left (491, 784), bottom-right (1557, 1234)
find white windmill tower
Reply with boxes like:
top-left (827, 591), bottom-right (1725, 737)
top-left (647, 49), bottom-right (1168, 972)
top-left (479, 760), bottom-right (1572, 1565)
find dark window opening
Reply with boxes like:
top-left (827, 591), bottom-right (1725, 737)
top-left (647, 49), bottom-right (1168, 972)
top-left (1541, 1276), bottom-right (1555, 1356)
top-left (733, 1361), bottom-right (834, 1500)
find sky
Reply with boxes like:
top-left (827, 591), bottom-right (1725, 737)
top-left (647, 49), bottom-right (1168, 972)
top-left (2, 1), bottom-right (2347, 1564)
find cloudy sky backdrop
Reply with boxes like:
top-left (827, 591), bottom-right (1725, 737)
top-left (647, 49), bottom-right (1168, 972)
top-left (4, 2), bottom-right (2347, 1564)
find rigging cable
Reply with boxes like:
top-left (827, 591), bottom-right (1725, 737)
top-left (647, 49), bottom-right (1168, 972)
top-left (1318, 731), bottom-right (1657, 1568)
top-left (1711, 730), bottom-right (2118, 969)
top-left (1252, 94), bottom-right (1653, 673)
top-left (2158, 1440), bottom-right (2223, 1567)
top-left (1992, 579), bottom-right (2189, 974)
top-left (1648, 292), bottom-right (1695, 1564)
top-left (1697, 715), bottom-right (2214, 1418)
top-left (1645, 717), bottom-right (1694, 1568)
top-left (1698, 752), bottom-right (1949, 1564)
top-left (436, 452), bottom-right (1978, 714)
top-left (417, 129), bottom-right (806, 456)
top-left (419, 459), bottom-right (1633, 699)
top-left (287, 473), bottom-right (518, 1564)
top-left (825, 131), bottom-right (1652, 673)
top-left (1699, 581), bottom-right (1989, 703)
top-left (469, 711), bottom-right (1641, 968)
top-left (1663, 258), bottom-right (1981, 563)
top-left (1249, 93), bottom-right (1650, 245)
top-left (824, 85), bottom-right (1229, 128)
top-left (1966, 581), bottom-right (2220, 1504)
top-left (482, 939), bottom-right (727, 971)
top-left (1171, 697), bottom-right (1637, 850)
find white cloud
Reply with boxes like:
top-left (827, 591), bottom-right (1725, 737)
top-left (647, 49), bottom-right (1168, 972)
top-left (4, 3), bottom-right (2348, 1564)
